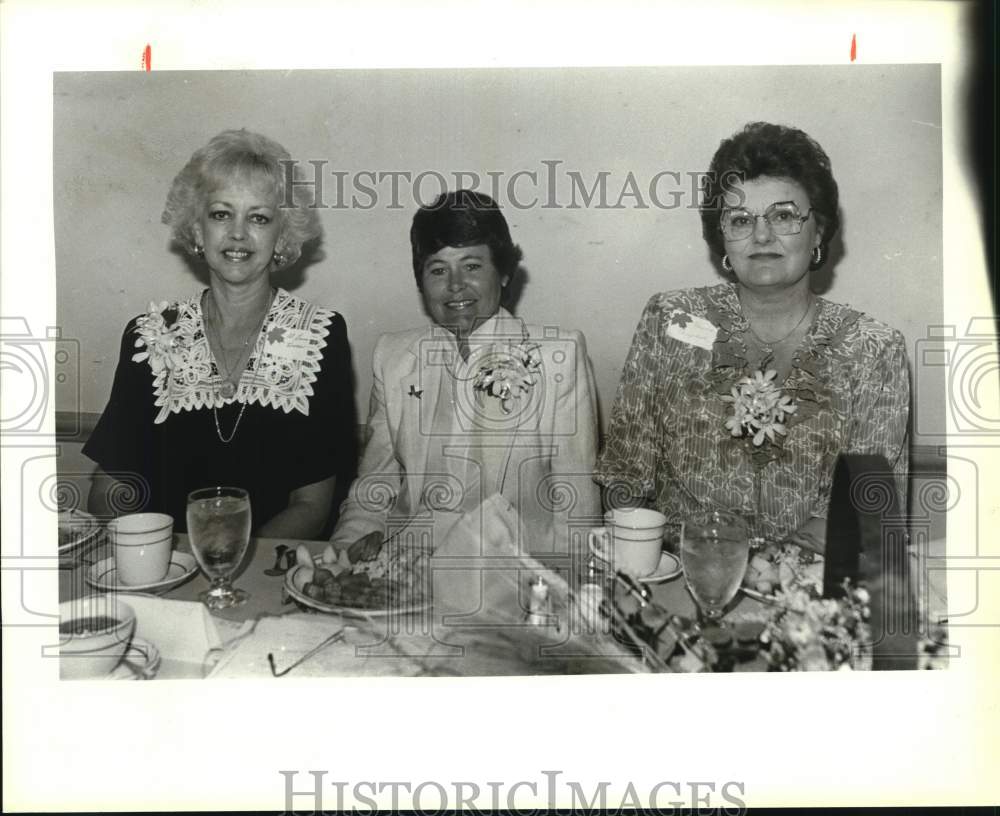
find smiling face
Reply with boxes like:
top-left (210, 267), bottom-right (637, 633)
top-left (193, 172), bottom-right (281, 289)
top-left (722, 175), bottom-right (822, 294)
top-left (419, 244), bottom-right (508, 337)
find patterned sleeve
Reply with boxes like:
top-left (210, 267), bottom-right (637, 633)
top-left (844, 326), bottom-right (911, 515)
top-left (594, 295), bottom-right (668, 503)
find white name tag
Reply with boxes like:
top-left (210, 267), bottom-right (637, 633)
top-left (665, 311), bottom-right (718, 351)
top-left (265, 326), bottom-right (314, 361)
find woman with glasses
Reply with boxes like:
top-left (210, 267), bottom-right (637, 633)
top-left (595, 122), bottom-right (909, 579)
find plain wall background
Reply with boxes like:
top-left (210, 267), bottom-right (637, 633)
top-left (54, 66), bottom-right (944, 441)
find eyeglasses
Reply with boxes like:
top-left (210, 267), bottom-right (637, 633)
top-left (719, 201), bottom-right (814, 241)
top-left (268, 628), bottom-right (345, 677)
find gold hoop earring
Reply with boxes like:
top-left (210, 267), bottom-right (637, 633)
top-left (812, 246), bottom-right (823, 266)
top-left (721, 254), bottom-right (733, 273)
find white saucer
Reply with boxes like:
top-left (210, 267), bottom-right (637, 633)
top-left (637, 551), bottom-right (683, 584)
top-left (85, 551), bottom-right (198, 594)
top-left (108, 637), bottom-right (161, 680)
top-left (58, 508), bottom-right (104, 559)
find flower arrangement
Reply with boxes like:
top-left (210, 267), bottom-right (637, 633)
top-left (473, 341), bottom-right (542, 414)
top-left (131, 301), bottom-right (189, 374)
top-left (760, 580), bottom-right (872, 671)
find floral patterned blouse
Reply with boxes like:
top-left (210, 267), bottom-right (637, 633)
top-left (594, 283), bottom-right (910, 545)
top-left (84, 288), bottom-right (358, 532)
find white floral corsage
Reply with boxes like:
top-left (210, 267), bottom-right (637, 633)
top-left (722, 368), bottom-right (798, 446)
top-left (473, 341), bottom-right (542, 414)
top-left (131, 301), bottom-right (189, 374)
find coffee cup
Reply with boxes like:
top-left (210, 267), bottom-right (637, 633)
top-left (59, 595), bottom-right (136, 679)
top-left (588, 508), bottom-right (667, 578)
top-left (109, 513), bottom-right (174, 585)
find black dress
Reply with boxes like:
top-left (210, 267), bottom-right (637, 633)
top-left (83, 288), bottom-right (358, 533)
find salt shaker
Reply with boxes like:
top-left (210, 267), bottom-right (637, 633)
top-left (525, 576), bottom-right (551, 626)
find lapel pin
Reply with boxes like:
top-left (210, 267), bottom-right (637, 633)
top-left (408, 384), bottom-right (423, 399)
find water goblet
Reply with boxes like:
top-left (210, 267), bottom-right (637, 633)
top-left (186, 486), bottom-right (251, 609)
top-left (680, 510), bottom-right (750, 623)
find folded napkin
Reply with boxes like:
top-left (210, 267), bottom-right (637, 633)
top-left (116, 593), bottom-right (241, 678)
top-left (425, 494), bottom-right (645, 675)
top-left (430, 493), bottom-right (528, 626)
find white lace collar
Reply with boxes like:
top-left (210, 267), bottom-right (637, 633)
top-left (131, 288), bottom-right (335, 424)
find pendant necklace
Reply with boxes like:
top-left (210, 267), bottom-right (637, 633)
top-left (742, 295), bottom-right (815, 358)
top-left (204, 288), bottom-right (274, 442)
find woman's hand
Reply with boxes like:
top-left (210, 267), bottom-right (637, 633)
top-left (257, 477), bottom-right (336, 540)
top-left (347, 530), bottom-right (384, 564)
top-left (784, 516), bottom-right (826, 555)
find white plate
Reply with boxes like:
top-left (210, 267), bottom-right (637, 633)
top-left (108, 637), bottom-right (161, 680)
top-left (58, 509), bottom-right (104, 558)
top-left (637, 551), bottom-right (683, 585)
top-left (85, 550), bottom-right (198, 594)
top-left (284, 555), bottom-right (430, 618)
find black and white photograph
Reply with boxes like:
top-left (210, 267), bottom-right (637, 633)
top-left (49, 64), bottom-right (947, 678)
top-left (2, 1), bottom-right (997, 812)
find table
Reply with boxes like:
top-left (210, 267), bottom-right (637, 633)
top-left (59, 531), bottom-right (764, 676)
top-left (59, 533), bottom-right (946, 676)
top-left (61, 533), bottom-right (291, 622)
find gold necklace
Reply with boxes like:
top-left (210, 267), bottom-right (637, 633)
top-left (204, 289), bottom-right (273, 399)
top-left (204, 289), bottom-right (274, 443)
top-left (742, 296), bottom-right (815, 356)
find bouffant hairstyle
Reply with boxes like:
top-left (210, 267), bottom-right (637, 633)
top-left (410, 190), bottom-right (523, 289)
top-left (699, 122), bottom-right (840, 271)
top-left (161, 129), bottom-right (321, 267)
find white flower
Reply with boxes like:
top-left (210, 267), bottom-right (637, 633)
top-left (785, 619), bottom-right (815, 647)
top-left (722, 368), bottom-right (798, 448)
top-left (473, 341), bottom-right (541, 414)
top-left (131, 300), bottom-right (191, 375)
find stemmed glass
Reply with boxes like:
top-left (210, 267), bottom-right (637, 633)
top-left (186, 486), bottom-right (252, 609)
top-left (680, 510), bottom-right (750, 623)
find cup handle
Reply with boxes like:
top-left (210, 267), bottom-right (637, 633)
top-left (588, 527), bottom-right (612, 562)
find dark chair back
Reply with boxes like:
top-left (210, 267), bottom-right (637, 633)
top-left (824, 454), bottom-right (918, 670)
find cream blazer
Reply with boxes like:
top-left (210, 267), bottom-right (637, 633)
top-left (331, 308), bottom-right (601, 556)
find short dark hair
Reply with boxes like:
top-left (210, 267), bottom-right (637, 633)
top-left (410, 190), bottom-right (523, 288)
top-left (699, 122), bottom-right (840, 271)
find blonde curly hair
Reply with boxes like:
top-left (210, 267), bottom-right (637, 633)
top-left (162, 129), bottom-right (321, 267)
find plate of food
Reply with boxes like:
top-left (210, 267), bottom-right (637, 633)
top-left (741, 542), bottom-right (823, 601)
top-left (58, 509), bottom-right (104, 559)
top-left (284, 543), bottom-right (432, 617)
